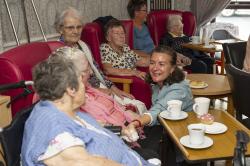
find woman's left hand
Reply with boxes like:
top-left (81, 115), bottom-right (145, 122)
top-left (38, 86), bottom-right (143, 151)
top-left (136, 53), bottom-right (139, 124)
top-left (111, 86), bottom-right (134, 99)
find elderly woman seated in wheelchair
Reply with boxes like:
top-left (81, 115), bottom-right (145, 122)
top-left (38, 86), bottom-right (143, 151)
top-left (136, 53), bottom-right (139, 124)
top-left (21, 49), bottom-right (153, 166)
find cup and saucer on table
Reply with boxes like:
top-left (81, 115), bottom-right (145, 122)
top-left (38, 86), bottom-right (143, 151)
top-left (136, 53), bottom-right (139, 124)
top-left (160, 100), bottom-right (188, 120)
top-left (180, 123), bottom-right (213, 149)
top-left (202, 122), bottom-right (228, 134)
top-left (193, 97), bottom-right (228, 135)
top-left (191, 36), bottom-right (201, 44)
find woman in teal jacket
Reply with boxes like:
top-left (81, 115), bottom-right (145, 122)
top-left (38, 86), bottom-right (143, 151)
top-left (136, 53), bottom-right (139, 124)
top-left (122, 45), bottom-right (193, 164)
top-left (125, 45), bottom-right (193, 129)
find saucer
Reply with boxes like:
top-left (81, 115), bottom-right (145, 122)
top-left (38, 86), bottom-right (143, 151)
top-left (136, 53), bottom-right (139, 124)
top-left (190, 81), bottom-right (208, 89)
top-left (203, 44), bottom-right (215, 48)
top-left (180, 135), bottom-right (213, 149)
top-left (201, 122), bottom-right (228, 134)
top-left (160, 111), bottom-right (188, 120)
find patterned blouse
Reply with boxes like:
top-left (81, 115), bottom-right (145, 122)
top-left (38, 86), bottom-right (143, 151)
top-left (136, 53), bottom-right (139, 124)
top-left (100, 43), bottom-right (140, 69)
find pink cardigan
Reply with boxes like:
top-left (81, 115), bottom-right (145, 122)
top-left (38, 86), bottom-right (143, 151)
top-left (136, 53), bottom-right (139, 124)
top-left (80, 85), bottom-right (137, 127)
top-left (33, 85), bottom-right (138, 128)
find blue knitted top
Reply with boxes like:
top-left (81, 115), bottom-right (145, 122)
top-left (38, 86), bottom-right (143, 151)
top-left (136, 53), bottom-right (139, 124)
top-left (21, 100), bottom-right (151, 166)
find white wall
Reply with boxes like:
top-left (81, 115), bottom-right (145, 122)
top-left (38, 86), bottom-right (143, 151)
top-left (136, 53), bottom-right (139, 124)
top-left (0, 0), bottom-right (191, 52)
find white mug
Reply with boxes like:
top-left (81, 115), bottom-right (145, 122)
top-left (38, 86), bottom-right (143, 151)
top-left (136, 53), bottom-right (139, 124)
top-left (167, 100), bottom-right (182, 117)
top-left (204, 37), bottom-right (210, 46)
top-left (188, 123), bottom-right (205, 145)
top-left (193, 97), bottom-right (210, 117)
top-left (191, 36), bottom-right (200, 44)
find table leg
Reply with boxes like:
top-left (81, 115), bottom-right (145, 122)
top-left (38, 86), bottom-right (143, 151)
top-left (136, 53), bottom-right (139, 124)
top-left (227, 95), bottom-right (234, 116)
top-left (220, 51), bottom-right (225, 75)
top-left (225, 159), bottom-right (232, 166)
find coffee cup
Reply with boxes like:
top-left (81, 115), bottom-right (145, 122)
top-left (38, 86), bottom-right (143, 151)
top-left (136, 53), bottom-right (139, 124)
top-left (193, 97), bottom-right (210, 117)
top-left (191, 36), bottom-right (200, 44)
top-left (188, 123), bottom-right (205, 145)
top-left (204, 37), bottom-right (210, 46)
top-left (167, 100), bottom-right (182, 117)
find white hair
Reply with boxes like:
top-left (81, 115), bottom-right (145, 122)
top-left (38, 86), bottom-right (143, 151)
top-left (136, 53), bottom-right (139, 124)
top-left (51, 46), bottom-right (88, 75)
top-left (167, 14), bottom-right (183, 32)
top-left (54, 7), bottom-right (84, 33)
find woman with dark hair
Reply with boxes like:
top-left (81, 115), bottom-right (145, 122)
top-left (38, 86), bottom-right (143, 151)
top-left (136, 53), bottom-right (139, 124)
top-left (127, 0), bottom-right (154, 54)
top-left (123, 45), bottom-right (193, 158)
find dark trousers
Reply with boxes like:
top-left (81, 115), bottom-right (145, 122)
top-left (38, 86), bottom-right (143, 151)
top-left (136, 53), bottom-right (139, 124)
top-left (161, 131), bottom-right (207, 166)
top-left (133, 125), bottom-right (163, 160)
top-left (184, 51), bottom-right (215, 74)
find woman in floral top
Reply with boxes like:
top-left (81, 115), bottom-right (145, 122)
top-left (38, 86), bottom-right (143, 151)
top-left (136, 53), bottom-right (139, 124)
top-left (100, 19), bottom-right (150, 80)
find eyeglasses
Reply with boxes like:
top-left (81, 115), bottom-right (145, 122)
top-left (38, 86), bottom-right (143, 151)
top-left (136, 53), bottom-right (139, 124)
top-left (137, 9), bottom-right (147, 12)
top-left (63, 25), bottom-right (82, 31)
top-left (113, 32), bottom-right (126, 36)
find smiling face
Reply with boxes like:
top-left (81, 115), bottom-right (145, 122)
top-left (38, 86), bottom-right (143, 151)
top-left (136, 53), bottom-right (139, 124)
top-left (149, 52), bottom-right (175, 87)
top-left (106, 26), bottom-right (126, 48)
top-left (60, 16), bottom-right (82, 46)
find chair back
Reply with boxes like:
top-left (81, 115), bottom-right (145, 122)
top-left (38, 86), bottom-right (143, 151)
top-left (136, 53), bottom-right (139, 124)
top-left (81, 20), bottom-right (134, 70)
top-left (0, 104), bottom-right (34, 166)
top-left (0, 41), bottom-right (64, 117)
top-left (222, 41), bottom-right (247, 69)
top-left (202, 22), bottom-right (239, 40)
top-left (147, 10), bottom-right (196, 46)
top-left (225, 64), bottom-right (250, 128)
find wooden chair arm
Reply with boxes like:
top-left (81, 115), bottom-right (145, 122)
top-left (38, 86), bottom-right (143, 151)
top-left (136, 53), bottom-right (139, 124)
top-left (108, 77), bottom-right (133, 93)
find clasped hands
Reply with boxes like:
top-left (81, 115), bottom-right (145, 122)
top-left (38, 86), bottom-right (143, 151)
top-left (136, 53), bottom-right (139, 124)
top-left (121, 123), bottom-right (139, 142)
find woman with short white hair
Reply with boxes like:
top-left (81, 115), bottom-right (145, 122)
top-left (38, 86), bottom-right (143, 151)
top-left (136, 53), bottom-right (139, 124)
top-left (160, 14), bottom-right (215, 74)
top-left (54, 7), bottom-right (133, 99)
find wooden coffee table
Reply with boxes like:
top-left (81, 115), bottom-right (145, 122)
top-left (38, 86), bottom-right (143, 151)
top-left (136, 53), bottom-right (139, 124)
top-left (182, 42), bottom-right (224, 74)
top-left (158, 109), bottom-right (250, 165)
top-left (187, 74), bottom-right (234, 116)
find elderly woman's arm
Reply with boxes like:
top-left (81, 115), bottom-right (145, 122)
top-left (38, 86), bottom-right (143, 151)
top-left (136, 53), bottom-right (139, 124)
top-left (103, 63), bottom-right (146, 80)
top-left (44, 146), bottom-right (122, 166)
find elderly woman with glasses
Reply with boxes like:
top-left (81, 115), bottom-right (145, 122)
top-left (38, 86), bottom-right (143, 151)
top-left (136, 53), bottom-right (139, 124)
top-left (21, 48), bottom-right (155, 166)
top-left (100, 19), bottom-right (150, 80)
top-left (54, 7), bottom-right (133, 99)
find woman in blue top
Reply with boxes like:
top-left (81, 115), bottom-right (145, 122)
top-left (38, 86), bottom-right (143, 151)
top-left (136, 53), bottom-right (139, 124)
top-left (123, 45), bottom-right (193, 149)
top-left (127, 0), bottom-right (154, 54)
top-left (21, 51), bottom-right (153, 166)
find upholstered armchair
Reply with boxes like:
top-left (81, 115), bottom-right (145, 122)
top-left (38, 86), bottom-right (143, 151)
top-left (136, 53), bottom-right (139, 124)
top-left (81, 20), bottom-right (152, 108)
top-left (222, 41), bottom-right (247, 69)
top-left (225, 64), bottom-right (250, 129)
top-left (147, 10), bottom-right (196, 46)
top-left (0, 41), bottom-right (64, 116)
